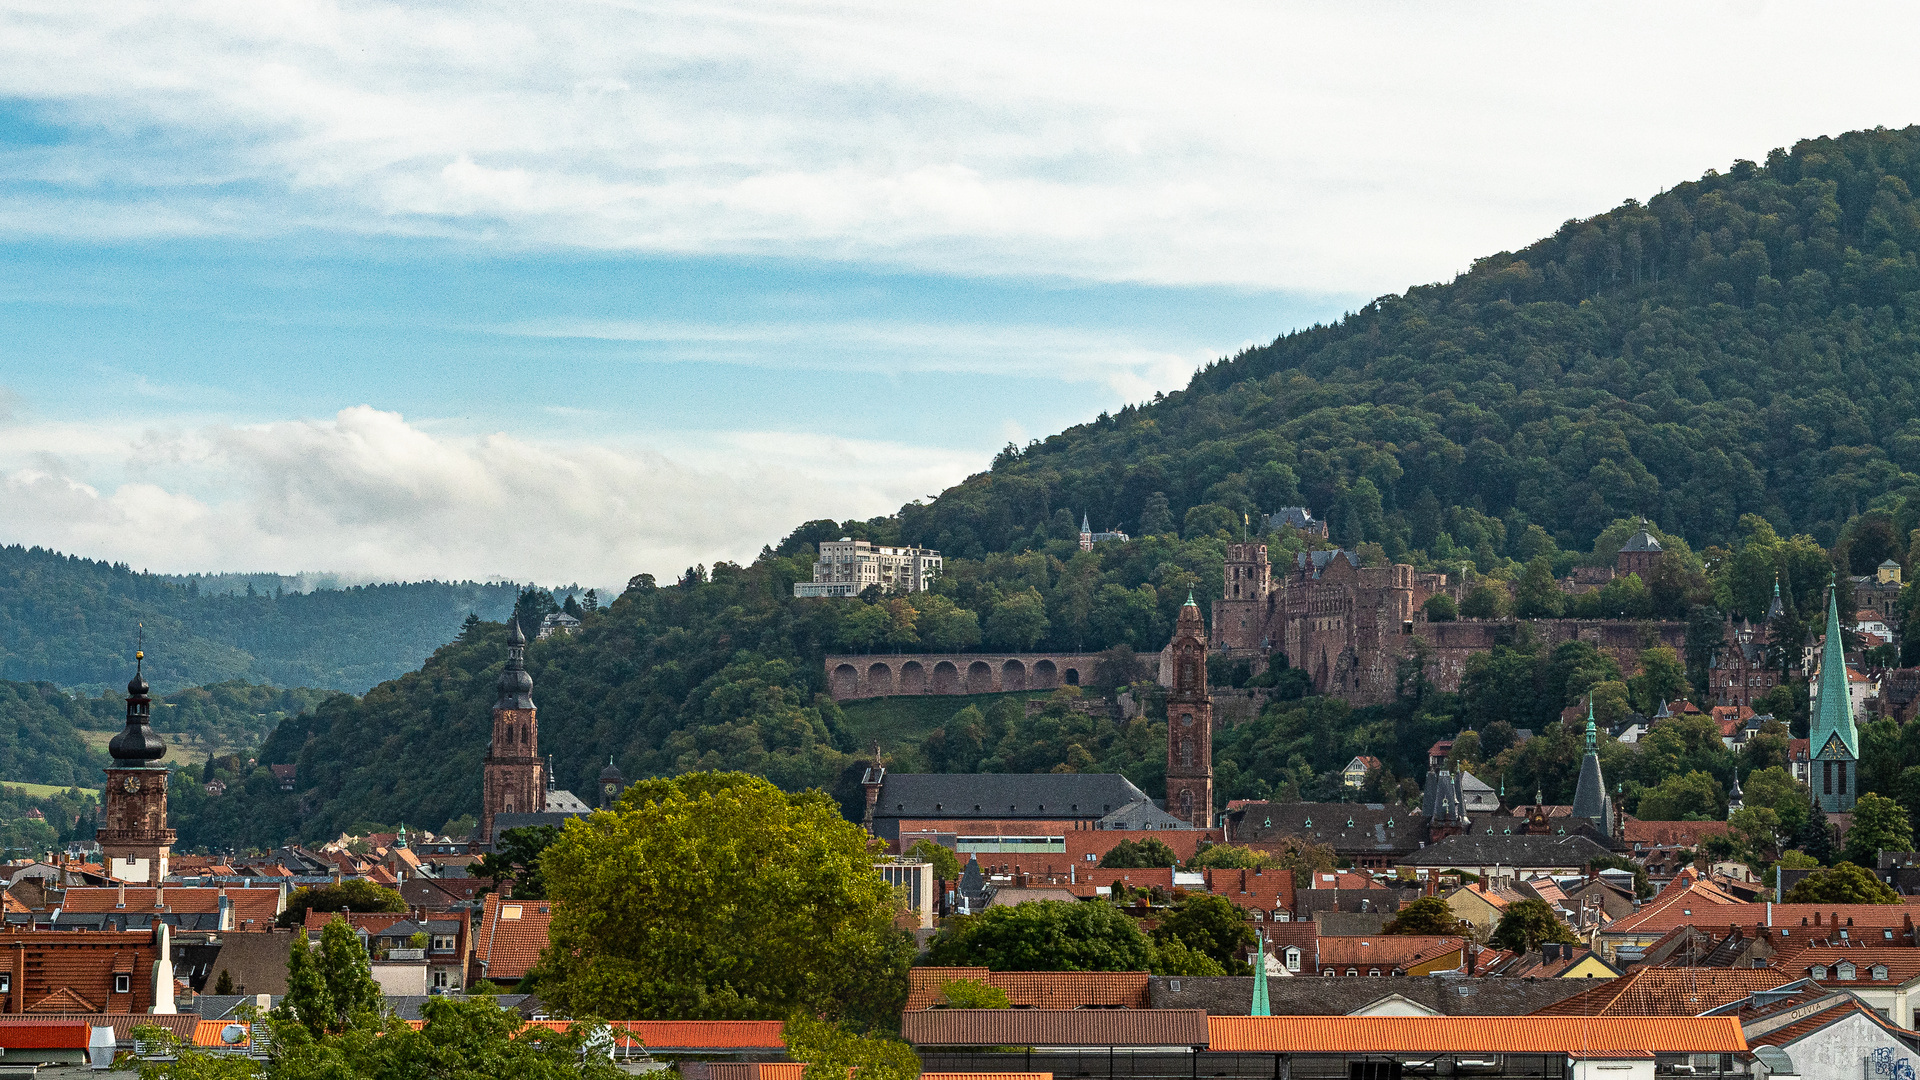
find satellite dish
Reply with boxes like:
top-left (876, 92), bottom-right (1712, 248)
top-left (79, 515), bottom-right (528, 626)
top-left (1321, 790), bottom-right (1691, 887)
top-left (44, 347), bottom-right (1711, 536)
top-left (220, 1024), bottom-right (247, 1045)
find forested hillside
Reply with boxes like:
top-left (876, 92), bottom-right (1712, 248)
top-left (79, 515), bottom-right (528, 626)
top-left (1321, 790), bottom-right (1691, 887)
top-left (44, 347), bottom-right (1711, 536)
top-left (0, 545), bottom-right (521, 692)
top-left (170, 125), bottom-right (1920, 850)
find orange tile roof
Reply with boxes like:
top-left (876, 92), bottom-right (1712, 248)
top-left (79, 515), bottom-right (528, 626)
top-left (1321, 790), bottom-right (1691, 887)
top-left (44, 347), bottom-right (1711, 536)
top-left (1531, 970), bottom-right (1798, 1016)
top-left (1769, 947), bottom-right (1920, 985)
top-left (302, 911), bottom-right (411, 935)
top-left (192, 1019), bottom-right (251, 1047)
top-left (474, 892), bottom-right (553, 981)
top-left (1609, 902), bottom-right (1919, 936)
top-left (1207, 1016), bottom-right (1746, 1054)
top-left (613, 1020), bottom-right (786, 1050)
top-left (1317, 937), bottom-right (1465, 970)
top-left (906, 968), bottom-right (1149, 1010)
top-left (58, 887), bottom-right (281, 929)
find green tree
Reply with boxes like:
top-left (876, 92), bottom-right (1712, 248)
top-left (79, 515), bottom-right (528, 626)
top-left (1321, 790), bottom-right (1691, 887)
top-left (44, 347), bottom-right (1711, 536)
top-left (469, 824), bottom-right (561, 900)
top-left (1488, 898), bottom-right (1579, 951)
top-left (213, 969), bottom-right (235, 996)
top-left (905, 839), bottom-right (960, 882)
top-left (1842, 792), bottom-right (1915, 867)
top-left (1151, 935), bottom-right (1227, 976)
top-left (1382, 891), bottom-right (1466, 933)
top-left (277, 916), bottom-right (383, 1037)
top-left (938, 978), bottom-right (1011, 1008)
top-left (986, 589), bottom-right (1051, 650)
top-left (782, 1015), bottom-right (921, 1080)
top-left (917, 595), bottom-right (982, 651)
top-left (1099, 838), bottom-right (1180, 868)
top-left (1459, 582), bottom-right (1509, 619)
top-left (1152, 893), bottom-right (1254, 970)
top-left (1185, 843), bottom-right (1273, 870)
top-left (278, 880), bottom-right (406, 928)
top-left (1740, 766), bottom-right (1810, 836)
top-left (1629, 647), bottom-right (1691, 714)
top-left (1781, 861), bottom-right (1900, 904)
top-left (1382, 896), bottom-right (1468, 935)
top-left (1139, 492), bottom-right (1174, 536)
top-left (535, 772), bottom-right (910, 1026)
top-left (924, 900), bottom-right (1156, 971)
top-left (1423, 594), bottom-right (1458, 622)
top-left (1513, 557), bottom-right (1564, 619)
top-left (1586, 854), bottom-right (1653, 899)
top-left (1634, 771), bottom-right (1724, 820)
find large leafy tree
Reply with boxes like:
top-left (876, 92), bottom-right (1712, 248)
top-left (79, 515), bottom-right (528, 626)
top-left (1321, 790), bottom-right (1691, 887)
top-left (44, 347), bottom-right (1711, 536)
top-left (924, 900), bottom-right (1157, 972)
top-left (1489, 898), bottom-right (1580, 952)
top-left (1153, 893), bottom-right (1254, 970)
top-left (277, 880), bottom-right (405, 929)
top-left (1099, 838), bottom-right (1181, 868)
top-left (1841, 793), bottom-right (1914, 867)
top-left (783, 1016), bottom-right (921, 1080)
top-left (277, 916), bottom-right (383, 1037)
top-left (1383, 896), bottom-right (1468, 936)
top-left (534, 772), bottom-right (910, 1027)
top-left (1782, 862), bottom-right (1900, 904)
top-left (470, 825), bottom-right (562, 900)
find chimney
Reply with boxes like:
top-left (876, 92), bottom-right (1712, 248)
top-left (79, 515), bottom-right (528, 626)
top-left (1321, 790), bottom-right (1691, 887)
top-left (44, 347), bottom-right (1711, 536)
top-left (1815, 911), bottom-right (1822, 927)
top-left (115, 881), bottom-right (126, 910)
top-left (153, 886), bottom-right (164, 910)
top-left (500, 882), bottom-right (512, 900)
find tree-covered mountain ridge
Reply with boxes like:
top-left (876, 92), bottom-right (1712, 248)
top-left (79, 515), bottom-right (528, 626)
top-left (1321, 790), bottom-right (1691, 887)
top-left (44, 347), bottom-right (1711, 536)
top-left (906, 125), bottom-right (1920, 565)
top-left (165, 124), bottom-right (1920, 851)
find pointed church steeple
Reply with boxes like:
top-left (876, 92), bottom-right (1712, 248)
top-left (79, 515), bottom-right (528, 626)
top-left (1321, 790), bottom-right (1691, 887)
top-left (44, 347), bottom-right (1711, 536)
top-left (1571, 695), bottom-right (1614, 837)
top-left (1810, 578), bottom-right (1859, 811)
top-left (1250, 930), bottom-right (1271, 1016)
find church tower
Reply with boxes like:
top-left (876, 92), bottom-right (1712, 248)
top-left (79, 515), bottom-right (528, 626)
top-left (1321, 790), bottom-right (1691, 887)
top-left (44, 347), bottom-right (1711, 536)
top-left (1166, 591), bottom-right (1214, 827)
top-left (1810, 581), bottom-right (1858, 812)
top-left (97, 650), bottom-right (175, 884)
top-left (1569, 700), bottom-right (1615, 838)
top-left (482, 620), bottom-right (545, 845)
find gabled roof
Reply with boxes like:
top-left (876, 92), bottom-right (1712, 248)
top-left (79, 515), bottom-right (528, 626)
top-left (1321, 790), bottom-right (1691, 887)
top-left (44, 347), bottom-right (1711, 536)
top-left (57, 887), bottom-right (280, 929)
top-left (874, 774), bottom-right (1150, 820)
top-left (1531, 969), bottom-right (1803, 1016)
top-left (1315, 936), bottom-right (1465, 971)
top-left (474, 892), bottom-right (553, 981)
top-left (1097, 799), bottom-right (1197, 831)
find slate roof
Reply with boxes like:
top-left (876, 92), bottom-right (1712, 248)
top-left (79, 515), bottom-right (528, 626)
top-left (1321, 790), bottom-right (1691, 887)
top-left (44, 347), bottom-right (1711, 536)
top-left (204, 929), bottom-right (301, 997)
top-left (1097, 799), bottom-right (1197, 831)
top-left (1399, 832), bottom-right (1613, 867)
top-left (1571, 751), bottom-right (1609, 821)
top-left (491, 811), bottom-right (588, 842)
top-left (1619, 530), bottom-right (1664, 553)
top-left (1295, 550), bottom-right (1359, 576)
top-left (1228, 803), bottom-right (1426, 856)
top-left (873, 774), bottom-right (1150, 820)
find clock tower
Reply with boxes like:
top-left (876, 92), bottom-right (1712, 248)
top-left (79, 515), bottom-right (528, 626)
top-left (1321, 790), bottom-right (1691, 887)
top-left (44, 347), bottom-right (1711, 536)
top-left (97, 651), bottom-right (175, 884)
top-left (1165, 591), bottom-right (1215, 828)
top-left (481, 619), bottom-right (545, 845)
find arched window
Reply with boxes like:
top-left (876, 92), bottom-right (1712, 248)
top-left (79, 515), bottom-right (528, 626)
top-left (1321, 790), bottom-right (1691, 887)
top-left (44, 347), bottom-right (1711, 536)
top-left (1345, 968), bottom-right (1358, 977)
top-left (1368, 968), bottom-right (1380, 977)
top-left (1322, 969), bottom-right (1334, 978)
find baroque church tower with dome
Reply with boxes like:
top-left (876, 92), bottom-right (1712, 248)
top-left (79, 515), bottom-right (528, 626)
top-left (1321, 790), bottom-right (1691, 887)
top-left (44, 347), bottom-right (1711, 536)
top-left (97, 650), bottom-right (176, 884)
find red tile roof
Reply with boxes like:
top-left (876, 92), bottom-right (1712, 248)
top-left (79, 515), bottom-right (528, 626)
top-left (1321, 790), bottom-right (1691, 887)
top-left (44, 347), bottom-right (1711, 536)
top-left (1207, 1016), bottom-right (1745, 1054)
top-left (1610, 902), bottom-right (1919, 936)
top-left (615, 1020), bottom-right (786, 1051)
top-left (1315, 936), bottom-right (1465, 971)
top-left (1531, 969), bottom-right (1799, 1016)
top-left (1769, 947), bottom-right (1920, 985)
top-left (473, 892), bottom-right (552, 981)
top-left (57, 887), bottom-right (280, 930)
top-left (0, 1023), bottom-right (88, 1049)
top-left (302, 911), bottom-right (412, 935)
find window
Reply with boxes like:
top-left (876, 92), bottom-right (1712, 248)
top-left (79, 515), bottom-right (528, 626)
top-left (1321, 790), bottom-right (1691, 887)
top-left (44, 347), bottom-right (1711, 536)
top-left (1824, 761), bottom-right (1833, 795)
top-left (1837, 962), bottom-right (1856, 980)
top-left (1810, 965), bottom-right (1828, 979)
top-left (1322, 970), bottom-right (1334, 978)
top-left (1285, 948), bottom-right (1301, 972)
top-left (432, 970), bottom-right (449, 988)
top-left (0, 974), bottom-right (8, 994)
top-left (1873, 965), bottom-right (1889, 981)
top-left (1346, 968), bottom-right (1358, 976)
top-left (432, 936), bottom-right (456, 951)
top-left (115, 974), bottom-right (131, 994)
top-left (501, 905), bottom-right (523, 920)
top-left (1368, 969), bottom-right (1380, 977)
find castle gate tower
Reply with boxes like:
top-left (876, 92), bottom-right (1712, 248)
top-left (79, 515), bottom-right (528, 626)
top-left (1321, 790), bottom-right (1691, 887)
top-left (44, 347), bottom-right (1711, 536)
top-left (1166, 592), bottom-right (1215, 827)
top-left (481, 620), bottom-right (546, 844)
top-left (97, 651), bottom-right (175, 885)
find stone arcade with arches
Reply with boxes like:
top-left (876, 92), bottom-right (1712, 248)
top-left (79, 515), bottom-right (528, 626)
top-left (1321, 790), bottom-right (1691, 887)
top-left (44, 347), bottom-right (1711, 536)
top-left (823, 652), bottom-right (1104, 701)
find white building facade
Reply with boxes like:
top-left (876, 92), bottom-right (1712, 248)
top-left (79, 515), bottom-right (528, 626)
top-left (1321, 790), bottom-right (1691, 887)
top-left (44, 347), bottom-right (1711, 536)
top-left (795, 538), bottom-right (942, 598)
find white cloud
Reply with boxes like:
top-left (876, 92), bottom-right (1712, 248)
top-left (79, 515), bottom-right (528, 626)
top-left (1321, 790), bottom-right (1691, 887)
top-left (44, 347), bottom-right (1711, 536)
top-left (3, 2), bottom-right (1917, 290)
top-left (0, 406), bottom-right (979, 587)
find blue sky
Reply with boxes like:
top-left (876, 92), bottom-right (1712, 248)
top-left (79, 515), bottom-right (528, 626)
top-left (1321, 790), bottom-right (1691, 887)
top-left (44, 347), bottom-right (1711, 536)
top-left (3, 1), bottom-right (1918, 588)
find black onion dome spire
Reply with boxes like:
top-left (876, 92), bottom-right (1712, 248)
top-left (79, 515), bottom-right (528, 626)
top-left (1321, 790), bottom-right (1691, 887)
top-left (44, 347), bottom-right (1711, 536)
top-left (109, 649), bottom-right (167, 762)
top-left (496, 619), bottom-right (534, 710)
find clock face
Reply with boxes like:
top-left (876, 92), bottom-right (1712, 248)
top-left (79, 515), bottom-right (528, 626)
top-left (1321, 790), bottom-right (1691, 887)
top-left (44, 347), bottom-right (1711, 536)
top-left (123, 776), bottom-right (142, 793)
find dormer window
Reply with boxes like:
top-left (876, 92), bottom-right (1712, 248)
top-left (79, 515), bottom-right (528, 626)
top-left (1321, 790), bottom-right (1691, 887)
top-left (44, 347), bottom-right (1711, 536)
top-left (1810, 965), bottom-right (1828, 980)
top-left (1838, 962), bottom-right (1856, 980)
top-left (1873, 965), bottom-right (1890, 981)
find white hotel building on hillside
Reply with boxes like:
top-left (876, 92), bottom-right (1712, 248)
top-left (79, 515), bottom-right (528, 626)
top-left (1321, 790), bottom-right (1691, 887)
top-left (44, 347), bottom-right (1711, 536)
top-left (794, 538), bottom-right (943, 598)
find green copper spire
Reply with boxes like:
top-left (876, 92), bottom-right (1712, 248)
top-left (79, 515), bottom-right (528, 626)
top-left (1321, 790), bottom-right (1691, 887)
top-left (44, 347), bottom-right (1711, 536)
top-left (1250, 929), bottom-right (1270, 1016)
top-left (1185, 588), bottom-right (1196, 607)
top-left (1585, 697), bottom-right (1598, 751)
top-left (1810, 578), bottom-right (1859, 809)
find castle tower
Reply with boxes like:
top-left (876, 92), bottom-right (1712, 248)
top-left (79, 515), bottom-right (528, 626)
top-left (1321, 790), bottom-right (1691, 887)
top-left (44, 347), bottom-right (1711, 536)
top-left (97, 650), bottom-right (175, 884)
top-left (1166, 591), bottom-right (1214, 827)
top-left (1216, 542), bottom-right (1270, 651)
top-left (1570, 700), bottom-right (1614, 838)
top-left (1079, 513), bottom-right (1094, 553)
top-left (1810, 581), bottom-right (1858, 813)
top-left (481, 620), bottom-right (545, 845)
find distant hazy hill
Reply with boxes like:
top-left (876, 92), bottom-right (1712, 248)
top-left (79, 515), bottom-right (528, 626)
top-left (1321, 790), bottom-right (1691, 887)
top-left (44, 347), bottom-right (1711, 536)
top-left (0, 545), bottom-right (520, 693)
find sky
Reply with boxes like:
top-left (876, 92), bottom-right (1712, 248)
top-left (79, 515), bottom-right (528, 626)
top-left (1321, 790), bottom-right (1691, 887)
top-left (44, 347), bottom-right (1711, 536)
top-left (3, 2), bottom-right (1920, 590)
